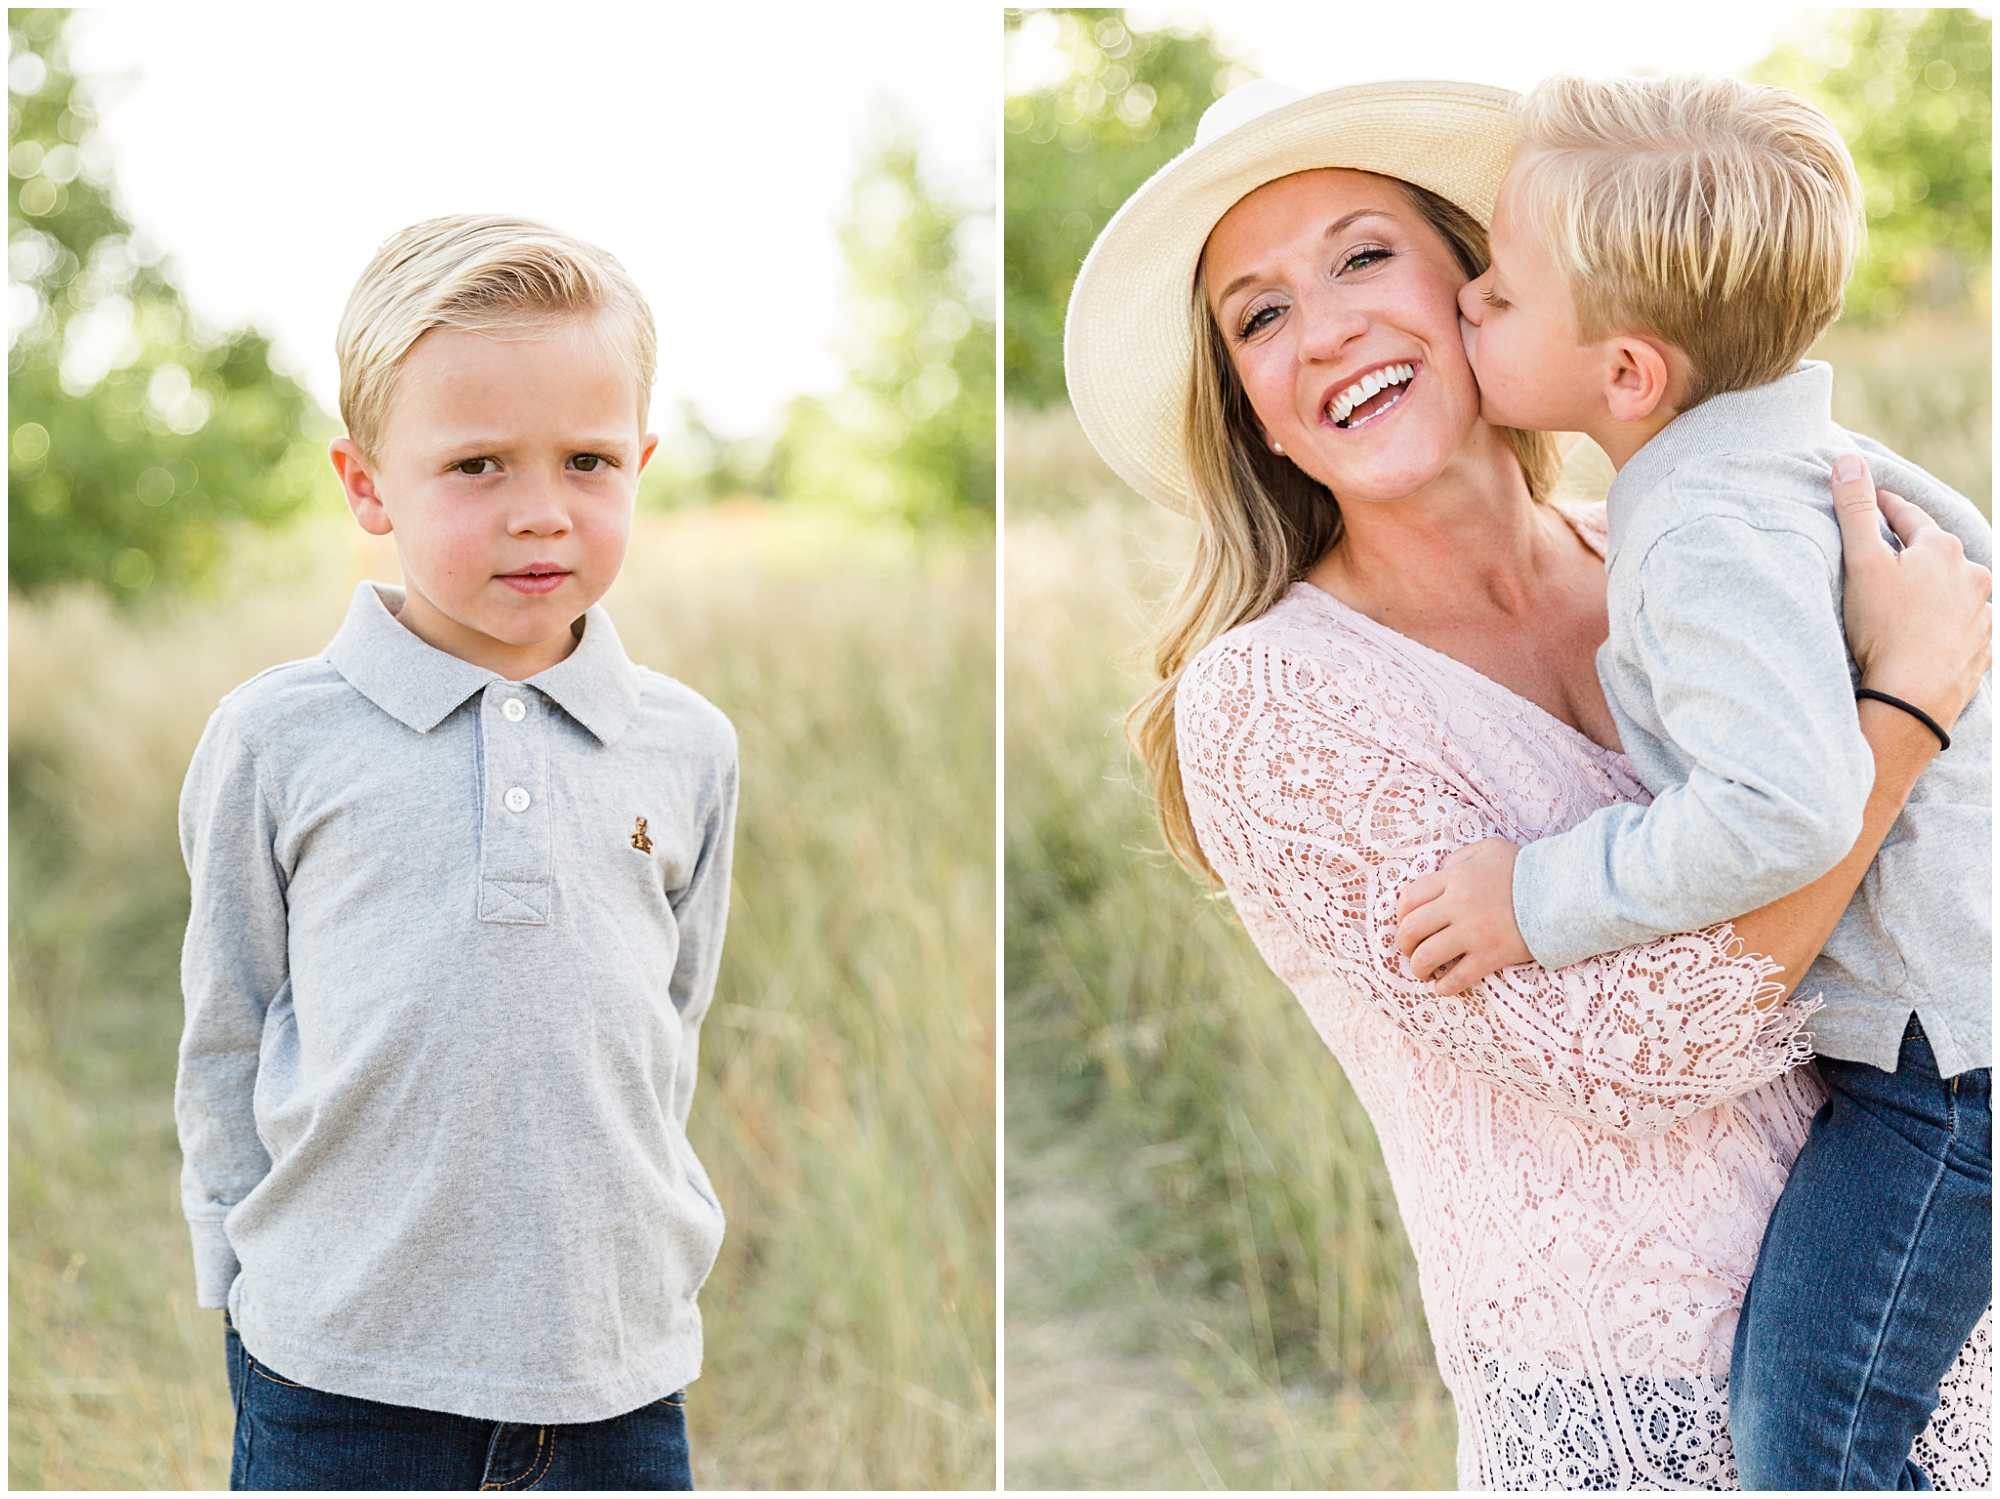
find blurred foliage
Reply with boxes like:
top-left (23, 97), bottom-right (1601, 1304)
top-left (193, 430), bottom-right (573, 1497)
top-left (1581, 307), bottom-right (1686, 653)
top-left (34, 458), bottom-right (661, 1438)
top-left (640, 400), bottom-right (773, 511)
top-left (1754, 8), bottom-right (1991, 324)
top-left (7, 8), bottom-right (324, 599)
top-left (759, 128), bottom-right (994, 531)
top-left (1003, 9), bottom-right (1247, 407)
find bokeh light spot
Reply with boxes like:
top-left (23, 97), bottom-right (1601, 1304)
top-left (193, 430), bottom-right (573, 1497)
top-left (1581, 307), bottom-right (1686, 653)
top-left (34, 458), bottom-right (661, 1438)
top-left (12, 420), bottom-right (51, 464)
top-left (8, 49), bottom-right (47, 95)
top-left (111, 547), bottom-right (153, 589)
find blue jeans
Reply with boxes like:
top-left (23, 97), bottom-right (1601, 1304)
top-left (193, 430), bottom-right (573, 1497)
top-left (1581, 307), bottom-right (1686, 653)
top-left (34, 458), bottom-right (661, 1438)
top-left (1730, 1016), bottom-right (1991, 1490)
top-left (225, 1318), bottom-right (692, 1490)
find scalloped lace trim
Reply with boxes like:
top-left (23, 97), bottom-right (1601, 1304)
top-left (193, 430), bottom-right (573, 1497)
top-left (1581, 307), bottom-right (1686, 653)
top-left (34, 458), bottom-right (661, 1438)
top-left (1913, 1311), bottom-right (1993, 1492)
top-left (1463, 1311), bottom-right (1989, 1490)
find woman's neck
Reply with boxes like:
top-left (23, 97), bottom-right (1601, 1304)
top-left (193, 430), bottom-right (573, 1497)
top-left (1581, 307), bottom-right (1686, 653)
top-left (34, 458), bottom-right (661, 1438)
top-left (1301, 423), bottom-right (1620, 750)
top-left (1308, 425), bottom-right (1571, 627)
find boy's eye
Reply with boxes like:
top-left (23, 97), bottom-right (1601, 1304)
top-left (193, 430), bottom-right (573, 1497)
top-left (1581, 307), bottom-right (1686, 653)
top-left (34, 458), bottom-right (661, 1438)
top-left (570, 453), bottom-right (611, 472)
top-left (1481, 287), bottom-right (1511, 311)
top-left (452, 457), bottom-right (499, 476)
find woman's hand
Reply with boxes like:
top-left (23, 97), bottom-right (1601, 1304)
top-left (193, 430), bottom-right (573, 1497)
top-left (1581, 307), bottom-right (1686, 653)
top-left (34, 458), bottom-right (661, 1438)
top-left (1724, 453), bottom-right (1992, 1005)
top-left (1833, 452), bottom-right (1992, 732)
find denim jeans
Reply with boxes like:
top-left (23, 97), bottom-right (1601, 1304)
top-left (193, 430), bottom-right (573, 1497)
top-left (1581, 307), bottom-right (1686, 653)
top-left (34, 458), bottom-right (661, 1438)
top-left (225, 1318), bottom-right (692, 1490)
top-left (1729, 1016), bottom-right (1992, 1490)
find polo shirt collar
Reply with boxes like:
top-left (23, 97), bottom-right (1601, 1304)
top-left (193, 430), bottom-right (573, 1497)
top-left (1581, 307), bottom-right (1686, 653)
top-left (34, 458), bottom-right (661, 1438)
top-left (325, 582), bottom-right (640, 745)
top-left (526, 599), bottom-right (640, 747)
top-left (1604, 360), bottom-right (1837, 563)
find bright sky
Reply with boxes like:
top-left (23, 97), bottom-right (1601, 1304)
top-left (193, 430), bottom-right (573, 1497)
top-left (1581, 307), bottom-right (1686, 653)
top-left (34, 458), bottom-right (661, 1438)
top-left (65, 7), bottom-right (994, 438)
top-left (1012, 5), bottom-right (1934, 98)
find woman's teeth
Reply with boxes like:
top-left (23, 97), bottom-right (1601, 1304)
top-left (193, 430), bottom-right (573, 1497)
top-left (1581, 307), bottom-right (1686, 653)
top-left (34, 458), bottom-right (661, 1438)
top-left (1327, 363), bottom-right (1415, 428)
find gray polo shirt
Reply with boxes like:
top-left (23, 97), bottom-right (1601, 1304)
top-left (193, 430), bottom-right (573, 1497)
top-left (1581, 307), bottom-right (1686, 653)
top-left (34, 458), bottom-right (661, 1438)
top-left (1513, 362), bottom-right (1991, 1076)
top-left (175, 581), bottom-right (737, 1422)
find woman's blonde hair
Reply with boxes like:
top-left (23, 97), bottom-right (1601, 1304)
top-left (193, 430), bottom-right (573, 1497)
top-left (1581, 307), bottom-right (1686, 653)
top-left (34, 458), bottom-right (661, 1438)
top-left (336, 214), bottom-right (657, 455)
top-left (1126, 177), bottom-right (1562, 878)
top-left (1509, 74), bottom-right (1862, 409)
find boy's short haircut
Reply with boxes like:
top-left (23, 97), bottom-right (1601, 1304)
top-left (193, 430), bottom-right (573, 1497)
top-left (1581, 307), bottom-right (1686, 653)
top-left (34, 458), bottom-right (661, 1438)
top-left (1509, 74), bottom-right (1863, 409)
top-left (336, 214), bottom-right (657, 455)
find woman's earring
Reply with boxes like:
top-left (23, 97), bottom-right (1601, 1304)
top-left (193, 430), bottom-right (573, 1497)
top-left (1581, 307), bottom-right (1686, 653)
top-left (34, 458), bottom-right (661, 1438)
top-left (1271, 442), bottom-right (1285, 454)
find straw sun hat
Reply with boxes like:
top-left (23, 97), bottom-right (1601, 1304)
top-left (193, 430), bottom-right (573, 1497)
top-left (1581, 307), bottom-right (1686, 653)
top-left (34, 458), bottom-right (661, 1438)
top-left (1063, 79), bottom-right (1520, 515)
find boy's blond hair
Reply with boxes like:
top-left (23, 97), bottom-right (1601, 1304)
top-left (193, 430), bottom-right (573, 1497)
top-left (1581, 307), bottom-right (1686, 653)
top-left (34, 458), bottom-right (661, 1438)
top-left (336, 214), bottom-right (656, 455)
top-left (1510, 74), bottom-right (1862, 409)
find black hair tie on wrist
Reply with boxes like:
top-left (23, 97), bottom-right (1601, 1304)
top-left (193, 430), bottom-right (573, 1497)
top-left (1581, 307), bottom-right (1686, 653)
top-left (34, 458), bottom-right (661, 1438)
top-left (1856, 687), bottom-right (1951, 751)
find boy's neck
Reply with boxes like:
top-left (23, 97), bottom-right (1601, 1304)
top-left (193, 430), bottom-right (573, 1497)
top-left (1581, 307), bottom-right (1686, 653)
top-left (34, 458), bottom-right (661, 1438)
top-left (1575, 329), bottom-right (1699, 471)
top-left (393, 583), bottom-right (584, 680)
top-left (1582, 402), bottom-right (1682, 472)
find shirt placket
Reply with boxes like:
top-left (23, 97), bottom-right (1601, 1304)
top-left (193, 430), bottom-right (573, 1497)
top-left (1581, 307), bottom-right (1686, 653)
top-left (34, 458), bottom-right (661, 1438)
top-left (477, 682), bottom-right (552, 924)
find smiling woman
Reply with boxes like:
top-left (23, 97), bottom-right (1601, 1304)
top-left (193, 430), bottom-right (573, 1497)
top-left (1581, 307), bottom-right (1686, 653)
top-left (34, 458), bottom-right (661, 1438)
top-left (1058, 78), bottom-right (1991, 1490)
top-left (1190, 166), bottom-right (1626, 764)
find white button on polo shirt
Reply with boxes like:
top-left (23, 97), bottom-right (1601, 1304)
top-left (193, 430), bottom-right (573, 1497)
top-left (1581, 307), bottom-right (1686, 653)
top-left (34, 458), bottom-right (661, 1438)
top-left (503, 786), bottom-right (531, 813)
top-left (502, 697), bottom-right (526, 722)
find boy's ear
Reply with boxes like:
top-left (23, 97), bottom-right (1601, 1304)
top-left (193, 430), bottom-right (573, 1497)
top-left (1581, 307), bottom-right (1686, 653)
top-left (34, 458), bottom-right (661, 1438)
top-left (1603, 335), bottom-right (1683, 423)
top-left (329, 437), bottom-right (393, 536)
top-left (636, 433), bottom-right (660, 476)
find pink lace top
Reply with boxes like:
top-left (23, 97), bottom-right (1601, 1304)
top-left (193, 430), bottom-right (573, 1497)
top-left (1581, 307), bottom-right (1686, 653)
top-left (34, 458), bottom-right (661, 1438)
top-left (1175, 509), bottom-right (1988, 1490)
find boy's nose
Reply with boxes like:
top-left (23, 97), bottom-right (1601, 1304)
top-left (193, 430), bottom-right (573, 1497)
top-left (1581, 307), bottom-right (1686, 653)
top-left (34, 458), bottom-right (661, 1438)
top-left (1457, 274), bottom-right (1489, 325)
top-left (508, 482), bottom-right (573, 536)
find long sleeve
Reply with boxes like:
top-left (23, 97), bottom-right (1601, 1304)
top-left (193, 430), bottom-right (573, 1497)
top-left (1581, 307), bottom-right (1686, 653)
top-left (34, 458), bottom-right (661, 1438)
top-left (1514, 515), bottom-right (1874, 968)
top-left (1178, 628), bottom-right (1812, 1140)
top-left (164, 597), bottom-right (737, 1422)
top-left (175, 708), bottom-right (289, 1309)
top-left (664, 740), bottom-right (737, 1133)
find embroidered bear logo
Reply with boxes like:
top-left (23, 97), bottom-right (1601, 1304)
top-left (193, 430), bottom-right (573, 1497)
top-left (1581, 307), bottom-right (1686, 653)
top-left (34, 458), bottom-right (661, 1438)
top-left (630, 816), bottom-right (653, 854)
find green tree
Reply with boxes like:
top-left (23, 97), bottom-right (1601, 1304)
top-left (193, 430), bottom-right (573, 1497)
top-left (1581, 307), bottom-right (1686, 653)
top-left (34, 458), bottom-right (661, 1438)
top-left (1003, 9), bottom-right (1247, 407)
top-left (8, 8), bottom-right (323, 598)
top-left (1754, 9), bottom-right (1991, 323)
top-left (766, 126), bottom-right (995, 528)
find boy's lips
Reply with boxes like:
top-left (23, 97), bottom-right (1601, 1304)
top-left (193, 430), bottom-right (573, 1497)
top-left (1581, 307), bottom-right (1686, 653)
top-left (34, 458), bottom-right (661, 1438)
top-left (497, 565), bottom-right (570, 595)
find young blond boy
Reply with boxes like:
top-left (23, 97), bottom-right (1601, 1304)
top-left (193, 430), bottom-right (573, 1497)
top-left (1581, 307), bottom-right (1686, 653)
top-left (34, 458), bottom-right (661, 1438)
top-left (1393, 75), bottom-right (1991, 1488)
top-left (175, 216), bottom-right (734, 1491)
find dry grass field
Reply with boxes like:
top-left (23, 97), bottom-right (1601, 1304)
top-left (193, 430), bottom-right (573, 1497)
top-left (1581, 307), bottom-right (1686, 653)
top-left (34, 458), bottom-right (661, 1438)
top-left (1001, 315), bottom-right (1988, 1490)
top-left (10, 503), bottom-right (996, 1489)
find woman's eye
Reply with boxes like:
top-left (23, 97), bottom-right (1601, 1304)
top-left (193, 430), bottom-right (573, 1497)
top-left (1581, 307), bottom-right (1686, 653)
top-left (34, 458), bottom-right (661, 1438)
top-left (1238, 303), bottom-right (1283, 339)
top-left (1341, 246), bottom-right (1392, 274)
top-left (452, 457), bottom-right (498, 476)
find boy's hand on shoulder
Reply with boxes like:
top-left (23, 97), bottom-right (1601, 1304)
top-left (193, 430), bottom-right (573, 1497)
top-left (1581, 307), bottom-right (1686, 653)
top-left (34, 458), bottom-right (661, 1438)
top-left (1394, 839), bottom-right (1533, 996)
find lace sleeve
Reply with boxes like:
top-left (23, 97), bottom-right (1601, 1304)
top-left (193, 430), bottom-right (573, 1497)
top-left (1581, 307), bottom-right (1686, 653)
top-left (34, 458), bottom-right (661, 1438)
top-left (1178, 632), bottom-right (1815, 1138)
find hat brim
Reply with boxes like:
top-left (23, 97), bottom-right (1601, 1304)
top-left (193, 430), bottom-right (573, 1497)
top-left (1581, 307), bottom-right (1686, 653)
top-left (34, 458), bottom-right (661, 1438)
top-left (1063, 80), bottom-right (1519, 515)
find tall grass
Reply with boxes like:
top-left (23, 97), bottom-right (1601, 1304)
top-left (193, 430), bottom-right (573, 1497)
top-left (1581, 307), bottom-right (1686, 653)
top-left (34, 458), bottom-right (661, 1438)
top-left (1001, 316), bottom-right (1988, 1490)
top-left (9, 504), bottom-right (996, 1490)
top-left (1005, 438), bottom-right (1455, 1491)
